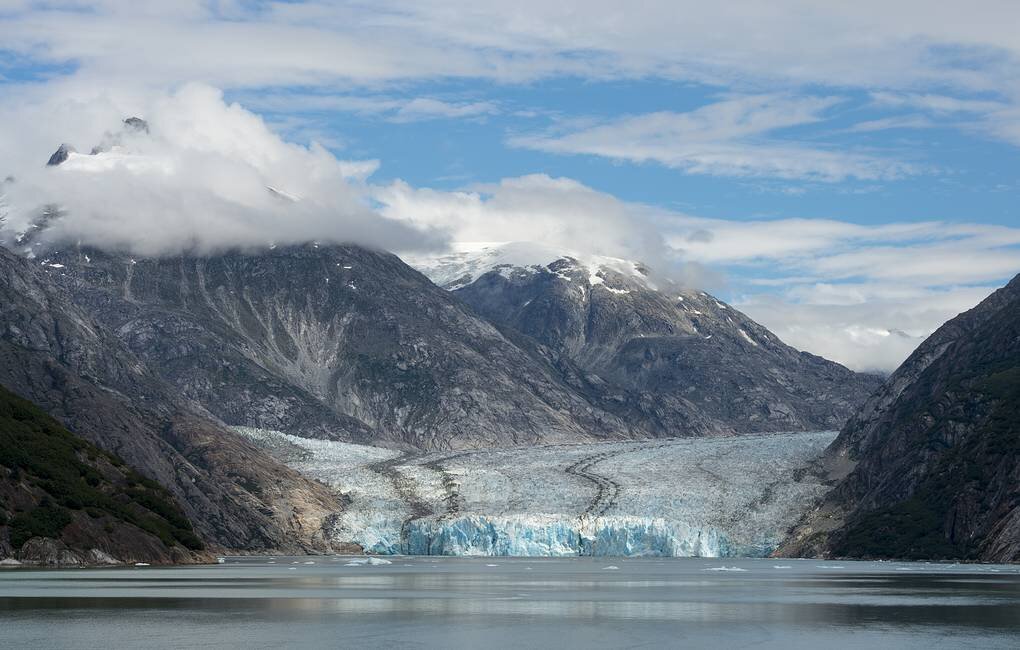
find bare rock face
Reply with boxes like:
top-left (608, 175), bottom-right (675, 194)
top-left (779, 274), bottom-right (1020, 562)
top-left (442, 250), bottom-right (881, 436)
top-left (0, 246), bottom-right (345, 555)
top-left (45, 144), bottom-right (75, 166)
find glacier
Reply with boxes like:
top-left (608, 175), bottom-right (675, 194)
top-left (236, 428), bottom-right (836, 558)
top-left (404, 515), bottom-right (727, 557)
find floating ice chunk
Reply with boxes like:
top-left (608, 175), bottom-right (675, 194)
top-left (772, 565), bottom-right (792, 569)
top-left (603, 565), bottom-right (620, 570)
top-left (345, 557), bottom-right (393, 566)
top-left (704, 566), bottom-right (747, 572)
top-left (134, 563), bottom-right (150, 567)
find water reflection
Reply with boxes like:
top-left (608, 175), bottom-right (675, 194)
top-left (2, 557), bottom-right (1019, 649)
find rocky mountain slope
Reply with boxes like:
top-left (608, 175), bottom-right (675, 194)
top-left (40, 245), bottom-right (628, 450)
top-left (779, 273), bottom-right (1020, 562)
top-left (35, 239), bottom-right (881, 450)
top-left (0, 385), bottom-right (207, 565)
top-left (0, 245), bottom-right (346, 556)
top-left (413, 242), bottom-right (881, 435)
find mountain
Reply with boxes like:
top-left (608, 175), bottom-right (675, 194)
top-left (1, 385), bottom-right (206, 565)
top-left (411, 242), bottom-right (882, 436)
top-left (0, 245), bottom-right (346, 556)
top-left (779, 274), bottom-right (1020, 562)
top-left (40, 244), bottom-right (629, 450)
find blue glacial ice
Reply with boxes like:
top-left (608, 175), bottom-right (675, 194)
top-left (403, 515), bottom-right (730, 557)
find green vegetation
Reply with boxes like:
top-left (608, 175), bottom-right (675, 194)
top-left (0, 384), bottom-right (202, 551)
top-left (9, 501), bottom-right (72, 548)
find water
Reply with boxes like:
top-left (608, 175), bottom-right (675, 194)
top-left (2, 557), bottom-right (1019, 648)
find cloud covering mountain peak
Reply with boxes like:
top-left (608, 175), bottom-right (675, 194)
top-left (1, 83), bottom-right (443, 257)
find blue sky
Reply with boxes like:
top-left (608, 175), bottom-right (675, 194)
top-left (1, 1), bottom-right (1019, 370)
top-left (237, 79), bottom-right (1020, 226)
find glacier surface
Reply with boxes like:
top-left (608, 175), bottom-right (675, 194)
top-left (237, 429), bottom-right (836, 558)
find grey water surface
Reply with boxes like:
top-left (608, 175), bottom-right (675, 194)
top-left (2, 556), bottom-right (1019, 649)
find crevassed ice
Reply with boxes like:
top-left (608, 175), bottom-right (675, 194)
top-left (404, 515), bottom-right (729, 557)
top-left (236, 428), bottom-right (836, 558)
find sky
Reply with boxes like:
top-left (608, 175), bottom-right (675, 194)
top-left (0, 1), bottom-right (1019, 372)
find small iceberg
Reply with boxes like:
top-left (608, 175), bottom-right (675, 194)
top-left (602, 565), bottom-right (620, 570)
top-left (345, 557), bottom-right (393, 566)
top-left (704, 566), bottom-right (747, 572)
top-left (772, 565), bottom-right (792, 569)
top-left (134, 563), bottom-right (150, 567)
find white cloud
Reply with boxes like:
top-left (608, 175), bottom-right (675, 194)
top-left (375, 174), bottom-right (697, 281)
top-left (2, 2), bottom-right (1020, 154)
top-left (510, 95), bottom-right (919, 181)
top-left (393, 98), bottom-right (499, 122)
top-left (2, 2), bottom-right (1019, 94)
top-left (0, 83), bottom-right (441, 256)
top-left (735, 285), bottom-right (997, 373)
top-left (235, 92), bottom-right (500, 123)
top-left (870, 92), bottom-right (1009, 114)
top-left (376, 174), bottom-right (1020, 371)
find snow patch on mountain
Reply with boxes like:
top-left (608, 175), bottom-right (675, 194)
top-left (404, 241), bottom-right (657, 291)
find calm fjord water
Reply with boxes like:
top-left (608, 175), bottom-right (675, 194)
top-left (2, 556), bottom-right (1019, 649)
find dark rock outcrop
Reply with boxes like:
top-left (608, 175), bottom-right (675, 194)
top-left (46, 144), bottom-right (74, 167)
top-left (779, 274), bottom-right (1020, 562)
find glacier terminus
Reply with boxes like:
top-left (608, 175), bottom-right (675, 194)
top-left (238, 429), bottom-right (836, 558)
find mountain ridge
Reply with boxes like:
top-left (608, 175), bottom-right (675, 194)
top-left (778, 273), bottom-right (1020, 562)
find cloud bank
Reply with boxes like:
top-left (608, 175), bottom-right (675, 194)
top-left (0, 83), bottom-right (442, 256)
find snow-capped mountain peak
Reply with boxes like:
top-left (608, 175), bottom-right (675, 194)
top-left (405, 240), bottom-right (658, 291)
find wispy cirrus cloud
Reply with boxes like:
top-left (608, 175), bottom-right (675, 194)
top-left (510, 95), bottom-right (921, 181)
top-left (234, 92), bottom-right (500, 123)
